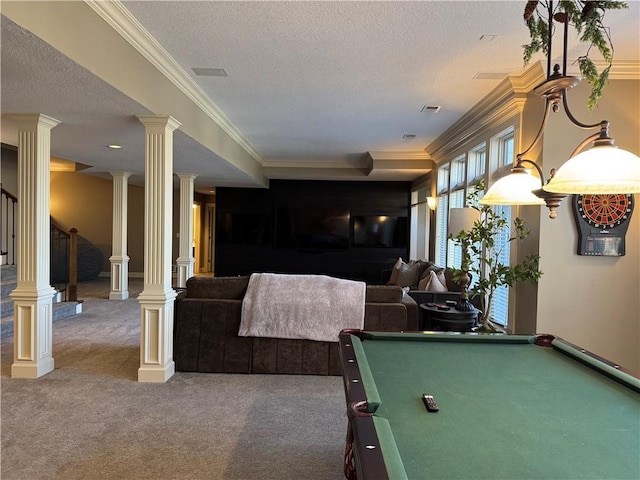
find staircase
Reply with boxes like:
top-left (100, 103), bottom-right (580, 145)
top-left (1, 264), bottom-right (82, 340)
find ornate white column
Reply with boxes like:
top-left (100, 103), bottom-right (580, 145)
top-left (136, 115), bottom-right (181, 383)
top-left (176, 173), bottom-right (197, 288)
top-left (109, 172), bottom-right (131, 300)
top-left (9, 113), bottom-right (60, 379)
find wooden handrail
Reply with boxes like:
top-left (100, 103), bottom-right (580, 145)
top-left (1, 187), bottom-right (17, 203)
top-left (1, 186), bottom-right (17, 265)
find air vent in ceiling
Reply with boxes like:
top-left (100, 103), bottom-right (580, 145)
top-left (402, 134), bottom-right (417, 139)
top-left (421, 105), bottom-right (441, 113)
top-left (192, 68), bottom-right (228, 77)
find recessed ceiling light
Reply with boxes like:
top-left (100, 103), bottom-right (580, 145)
top-left (107, 144), bottom-right (122, 149)
top-left (192, 67), bottom-right (228, 77)
top-left (402, 134), bottom-right (417, 139)
top-left (421, 105), bottom-right (441, 113)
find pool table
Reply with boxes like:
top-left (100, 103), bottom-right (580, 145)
top-left (338, 330), bottom-right (640, 480)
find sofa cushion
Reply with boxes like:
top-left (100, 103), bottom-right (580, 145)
top-left (366, 285), bottom-right (403, 303)
top-left (186, 276), bottom-right (250, 299)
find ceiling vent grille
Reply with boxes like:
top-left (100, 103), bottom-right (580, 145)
top-left (421, 105), bottom-right (441, 113)
top-left (192, 68), bottom-right (228, 77)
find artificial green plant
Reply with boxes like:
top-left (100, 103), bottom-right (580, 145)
top-left (522, 0), bottom-right (628, 110)
top-left (449, 183), bottom-right (543, 332)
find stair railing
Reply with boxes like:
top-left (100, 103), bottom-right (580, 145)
top-left (50, 222), bottom-right (78, 302)
top-left (1, 186), bottom-right (17, 266)
top-left (0, 187), bottom-right (78, 301)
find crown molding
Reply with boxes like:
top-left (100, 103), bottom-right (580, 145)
top-left (366, 152), bottom-right (433, 176)
top-left (85, 0), bottom-right (265, 166)
top-left (264, 160), bottom-right (363, 169)
top-left (562, 60), bottom-right (640, 79)
top-left (606, 60), bottom-right (640, 79)
top-left (367, 151), bottom-right (431, 161)
top-left (427, 63), bottom-right (545, 162)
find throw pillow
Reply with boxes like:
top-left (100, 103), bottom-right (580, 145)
top-left (418, 270), bottom-right (447, 292)
top-left (387, 258), bottom-right (422, 288)
top-left (387, 257), bottom-right (404, 285)
top-left (396, 260), bottom-right (421, 288)
top-left (417, 264), bottom-right (443, 287)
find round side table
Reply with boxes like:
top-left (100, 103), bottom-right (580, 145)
top-left (419, 303), bottom-right (480, 332)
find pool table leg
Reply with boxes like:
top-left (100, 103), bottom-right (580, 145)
top-left (344, 423), bottom-right (356, 480)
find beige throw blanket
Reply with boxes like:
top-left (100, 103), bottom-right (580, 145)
top-left (238, 273), bottom-right (366, 342)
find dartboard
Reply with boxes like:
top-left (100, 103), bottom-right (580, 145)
top-left (575, 194), bottom-right (633, 229)
top-left (572, 194), bottom-right (634, 256)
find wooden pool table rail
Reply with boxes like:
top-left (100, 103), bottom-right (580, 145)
top-left (338, 329), bottom-right (640, 480)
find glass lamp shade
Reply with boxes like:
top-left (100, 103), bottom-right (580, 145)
top-left (544, 146), bottom-right (640, 194)
top-left (479, 170), bottom-right (545, 205)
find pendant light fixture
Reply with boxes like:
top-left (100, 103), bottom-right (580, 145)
top-left (480, 2), bottom-right (640, 218)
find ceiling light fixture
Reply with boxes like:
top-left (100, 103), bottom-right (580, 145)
top-left (107, 144), bottom-right (122, 149)
top-left (480, 2), bottom-right (640, 218)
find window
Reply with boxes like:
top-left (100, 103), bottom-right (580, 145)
top-left (432, 128), bottom-right (518, 327)
top-left (488, 205), bottom-right (512, 326)
top-left (499, 133), bottom-right (514, 169)
top-left (446, 189), bottom-right (465, 269)
top-left (434, 164), bottom-right (450, 266)
top-left (487, 130), bottom-right (515, 326)
top-left (434, 195), bottom-right (449, 267)
top-left (468, 144), bottom-right (486, 185)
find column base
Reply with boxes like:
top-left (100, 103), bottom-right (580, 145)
top-left (175, 257), bottom-right (194, 288)
top-left (109, 256), bottom-right (130, 301)
top-left (138, 362), bottom-right (175, 383)
top-left (109, 291), bottom-right (129, 300)
top-left (10, 286), bottom-right (56, 379)
top-left (11, 357), bottom-right (55, 379)
top-left (138, 289), bottom-right (176, 383)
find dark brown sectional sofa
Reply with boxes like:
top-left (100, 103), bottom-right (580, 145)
top-left (173, 275), bottom-right (418, 376)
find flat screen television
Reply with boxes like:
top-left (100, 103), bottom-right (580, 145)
top-left (275, 207), bottom-right (349, 249)
top-left (216, 211), bottom-right (271, 246)
top-left (352, 215), bottom-right (408, 248)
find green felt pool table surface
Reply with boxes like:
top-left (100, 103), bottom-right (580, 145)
top-left (339, 331), bottom-right (640, 480)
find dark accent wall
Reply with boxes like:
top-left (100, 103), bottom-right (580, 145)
top-left (215, 180), bottom-right (411, 284)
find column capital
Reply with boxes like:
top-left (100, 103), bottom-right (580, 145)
top-left (8, 113), bottom-right (61, 130)
top-left (176, 173), bottom-right (198, 181)
top-left (136, 115), bottom-right (181, 132)
top-left (110, 171), bottom-right (132, 179)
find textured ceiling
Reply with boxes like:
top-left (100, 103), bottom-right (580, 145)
top-left (1, 1), bottom-right (639, 191)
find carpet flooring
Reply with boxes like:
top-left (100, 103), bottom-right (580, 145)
top-left (1, 279), bottom-right (347, 479)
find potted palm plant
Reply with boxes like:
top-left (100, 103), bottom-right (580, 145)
top-left (449, 184), bottom-right (543, 332)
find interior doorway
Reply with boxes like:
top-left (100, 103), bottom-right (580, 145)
top-left (204, 203), bottom-right (215, 275)
top-left (193, 203), bottom-right (201, 273)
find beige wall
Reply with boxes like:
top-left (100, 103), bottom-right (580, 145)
top-left (50, 172), bottom-right (146, 274)
top-left (1, 147), bottom-right (18, 195)
top-left (537, 79), bottom-right (640, 376)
